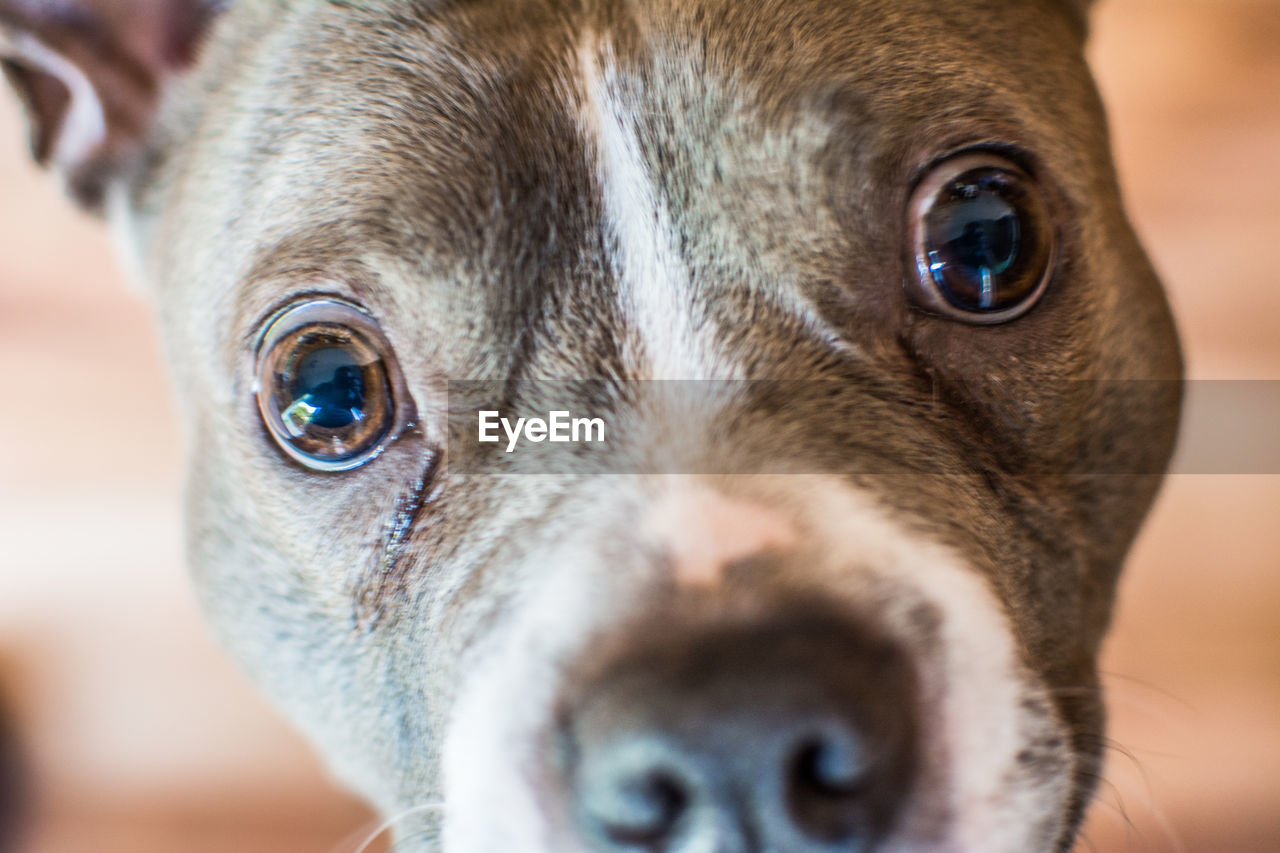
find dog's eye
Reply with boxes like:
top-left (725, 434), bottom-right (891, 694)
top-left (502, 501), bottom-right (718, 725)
top-left (255, 299), bottom-right (403, 471)
top-left (908, 153), bottom-right (1055, 323)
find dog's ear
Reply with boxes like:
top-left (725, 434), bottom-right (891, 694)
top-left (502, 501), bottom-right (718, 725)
top-left (0, 0), bottom-right (226, 210)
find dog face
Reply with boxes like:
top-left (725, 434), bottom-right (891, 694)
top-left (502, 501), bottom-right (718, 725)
top-left (2, 0), bottom-right (1182, 850)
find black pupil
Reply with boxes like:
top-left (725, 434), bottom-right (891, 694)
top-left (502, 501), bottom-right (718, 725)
top-left (288, 345), bottom-right (367, 430)
top-left (925, 169), bottom-right (1041, 313)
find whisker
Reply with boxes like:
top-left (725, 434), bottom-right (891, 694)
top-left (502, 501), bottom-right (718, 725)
top-left (1078, 732), bottom-right (1188, 853)
top-left (1075, 774), bottom-right (1131, 853)
top-left (385, 825), bottom-right (447, 853)
top-left (1073, 828), bottom-right (1099, 853)
top-left (1098, 671), bottom-right (1197, 714)
top-left (335, 802), bottom-right (446, 853)
top-left (1085, 772), bottom-right (1141, 836)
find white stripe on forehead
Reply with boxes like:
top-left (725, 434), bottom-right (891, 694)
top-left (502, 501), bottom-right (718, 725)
top-left (576, 36), bottom-right (730, 382)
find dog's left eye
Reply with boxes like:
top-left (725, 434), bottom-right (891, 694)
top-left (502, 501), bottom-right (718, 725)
top-left (907, 152), bottom-right (1055, 323)
top-left (255, 299), bottom-right (405, 471)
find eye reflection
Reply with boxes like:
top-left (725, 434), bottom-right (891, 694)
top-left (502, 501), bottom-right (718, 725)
top-left (283, 346), bottom-right (369, 435)
top-left (928, 190), bottom-right (1021, 310)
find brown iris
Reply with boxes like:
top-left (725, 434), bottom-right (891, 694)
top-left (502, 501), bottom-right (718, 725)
top-left (256, 300), bottom-right (398, 471)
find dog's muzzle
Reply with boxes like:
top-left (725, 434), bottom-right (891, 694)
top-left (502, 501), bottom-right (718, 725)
top-left (556, 612), bottom-right (918, 852)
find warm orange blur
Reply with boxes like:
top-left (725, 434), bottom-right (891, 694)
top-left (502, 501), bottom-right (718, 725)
top-left (1, 1), bottom-right (1277, 851)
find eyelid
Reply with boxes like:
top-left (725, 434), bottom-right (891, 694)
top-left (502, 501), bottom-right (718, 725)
top-left (912, 138), bottom-right (1039, 177)
top-left (249, 291), bottom-right (367, 358)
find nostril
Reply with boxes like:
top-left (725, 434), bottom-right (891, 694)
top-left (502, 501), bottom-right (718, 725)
top-left (796, 729), bottom-right (867, 793)
top-left (561, 612), bottom-right (918, 852)
top-left (572, 736), bottom-right (694, 851)
top-left (585, 768), bottom-right (688, 846)
top-left (786, 731), bottom-right (873, 842)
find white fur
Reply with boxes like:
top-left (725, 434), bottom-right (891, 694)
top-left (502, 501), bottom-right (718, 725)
top-left (105, 181), bottom-right (155, 296)
top-left (577, 37), bottom-right (727, 383)
top-left (443, 505), bottom-right (613, 853)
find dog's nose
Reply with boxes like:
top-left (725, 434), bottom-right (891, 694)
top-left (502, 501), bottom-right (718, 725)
top-left (560, 616), bottom-right (917, 852)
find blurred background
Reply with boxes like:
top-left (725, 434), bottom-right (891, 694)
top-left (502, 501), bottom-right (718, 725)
top-left (0, 0), bottom-right (1277, 850)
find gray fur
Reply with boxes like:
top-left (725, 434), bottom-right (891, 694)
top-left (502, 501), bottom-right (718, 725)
top-left (1, 0), bottom-right (1180, 850)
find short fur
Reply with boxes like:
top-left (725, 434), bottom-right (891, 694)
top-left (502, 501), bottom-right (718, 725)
top-left (1, 0), bottom-right (1181, 850)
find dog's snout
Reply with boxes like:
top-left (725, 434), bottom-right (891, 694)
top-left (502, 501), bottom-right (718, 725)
top-left (560, 616), bottom-right (917, 852)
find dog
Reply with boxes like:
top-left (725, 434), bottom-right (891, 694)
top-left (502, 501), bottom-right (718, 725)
top-left (0, 0), bottom-right (1183, 850)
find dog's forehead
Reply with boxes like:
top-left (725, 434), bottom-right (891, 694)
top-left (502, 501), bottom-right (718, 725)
top-left (267, 0), bottom-right (1097, 234)
top-left (208, 0), bottom-right (1099, 378)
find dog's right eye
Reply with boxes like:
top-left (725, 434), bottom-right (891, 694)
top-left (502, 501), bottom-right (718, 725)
top-left (254, 299), bottom-right (407, 472)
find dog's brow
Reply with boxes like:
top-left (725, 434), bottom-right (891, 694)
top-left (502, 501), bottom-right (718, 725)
top-left (231, 216), bottom-right (436, 327)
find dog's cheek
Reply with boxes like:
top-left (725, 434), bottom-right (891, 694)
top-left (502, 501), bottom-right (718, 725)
top-left (179, 443), bottom-right (425, 810)
top-left (439, 544), bottom-right (624, 853)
